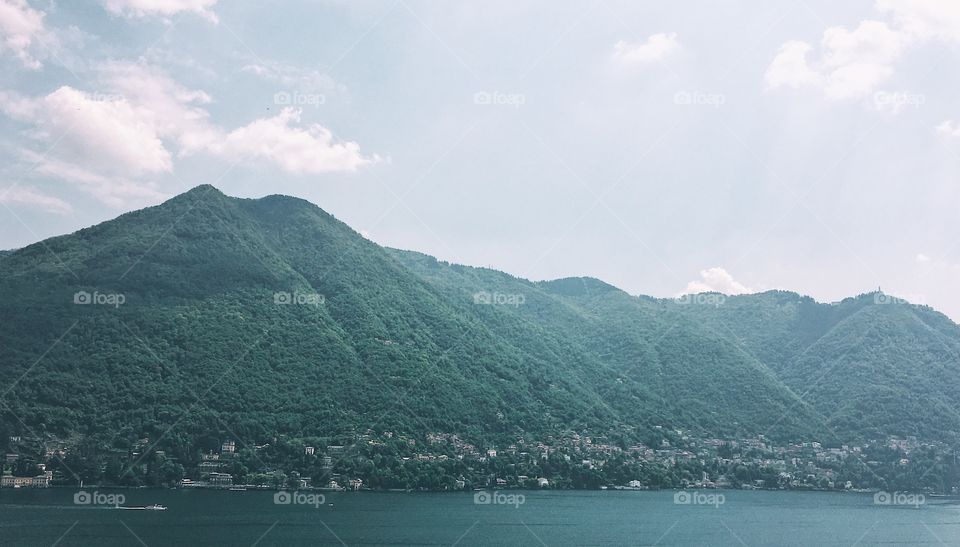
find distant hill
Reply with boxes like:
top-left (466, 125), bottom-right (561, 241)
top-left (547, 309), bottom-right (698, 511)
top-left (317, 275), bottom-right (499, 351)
top-left (0, 185), bottom-right (956, 456)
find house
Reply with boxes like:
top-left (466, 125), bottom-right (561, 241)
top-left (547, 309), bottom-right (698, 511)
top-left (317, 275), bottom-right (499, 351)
top-left (628, 480), bottom-right (642, 488)
top-left (199, 461), bottom-right (222, 473)
top-left (347, 479), bottom-right (363, 491)
top-left (221, 441), bottom-right (236, 454)
top-left (208, 472), bottom-right (233, 486)
top-left (538, 478), bottom-right (550, 488)
top-left (1, 471), bottom-right (51, 488)
top-left (304, 446), bottom-right (315, 455)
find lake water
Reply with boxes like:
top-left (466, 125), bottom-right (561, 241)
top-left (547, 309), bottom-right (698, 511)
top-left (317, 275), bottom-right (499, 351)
top-left (1, 489), bottom-right (957, 546)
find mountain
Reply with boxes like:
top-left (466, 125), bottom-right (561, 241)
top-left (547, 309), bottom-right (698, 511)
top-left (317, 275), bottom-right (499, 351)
top-left (670, 290), bottom-right (960, 442)
top-left (0, 185), bottom-right (957, 463)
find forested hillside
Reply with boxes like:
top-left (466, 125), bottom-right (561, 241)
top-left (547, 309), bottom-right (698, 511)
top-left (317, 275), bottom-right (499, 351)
top-left (1, 185), bottom-right (957, 464)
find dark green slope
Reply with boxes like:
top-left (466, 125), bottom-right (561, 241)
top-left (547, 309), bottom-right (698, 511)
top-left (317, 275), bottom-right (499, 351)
top-left (672, 291), bottom-right (960, 441)
top-left (2, 185), bottom-right (957, 451)
top-left (0, 186), bottom-right (683, 448)
top-left (387, 252), bottom-right (828, 441)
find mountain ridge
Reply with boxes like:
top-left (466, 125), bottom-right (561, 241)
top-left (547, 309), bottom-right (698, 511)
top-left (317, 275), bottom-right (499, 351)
top-left (0, 185), bottom-right (956, 455)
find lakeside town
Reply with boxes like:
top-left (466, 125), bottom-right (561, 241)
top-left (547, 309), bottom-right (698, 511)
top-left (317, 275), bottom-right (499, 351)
top-left (2, 428), bottom-right (956, 495)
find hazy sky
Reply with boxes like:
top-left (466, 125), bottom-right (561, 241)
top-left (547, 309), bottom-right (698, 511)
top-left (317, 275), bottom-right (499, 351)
top-left (2, 0), bottom-right (960, 319)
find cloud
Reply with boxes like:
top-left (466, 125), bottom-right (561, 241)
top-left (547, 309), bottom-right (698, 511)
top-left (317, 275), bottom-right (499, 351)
top-left (241, 61), bottom-right (346, 98)
top-left (767, 2), bottom-right (960, 103)
top-left (876, 0), bottom-right (960, 42)
top-left (765, 41), bottom-right (823, 89)
top-left (19, 149), bottom-right (168, 208)
top-left (201, 107), bottom-right (379, 174)
top-left (0, 85), bottom-right (174, 176)
top-left (936, 120), bottom-right (960, 137)
top-left (0, 184), bottom-right (72, 214)
top-left (612, 32), bottom-right (679, 64)
top-left (0, 62), bottom-right (377, 205)
top-left (101, 0), bottom-right (219, 23)
top-left (679, 267), bottom-right (754, 295)
top-left (0, 0), bottom-right (47, 69)
top-left (765, 20), bottom-right (905, 100)
top-left (915, 253), bottom-right (931, 263)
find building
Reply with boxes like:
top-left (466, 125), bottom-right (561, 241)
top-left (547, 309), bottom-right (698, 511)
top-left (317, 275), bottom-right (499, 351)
top-left (1, 471), bottom-right (52, 488)
top-left (221, 440), bottom-right (236, 454)
top-left (304, 446), bottom-right (315, 455)
top-left (208, 472), bottom-right (233, 486)
top-left (199, 461), bottom-right (222, 473)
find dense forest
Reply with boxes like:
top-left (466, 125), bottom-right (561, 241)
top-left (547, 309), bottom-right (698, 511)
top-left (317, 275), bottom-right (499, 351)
top-left (1, 185), bottom-right (958, 488)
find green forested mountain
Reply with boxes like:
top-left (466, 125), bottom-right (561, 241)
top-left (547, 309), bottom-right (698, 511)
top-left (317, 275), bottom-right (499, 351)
top-left (0, 186), bottom-right (956, 457)
top-left (670, 291), bottom-right (960, 442)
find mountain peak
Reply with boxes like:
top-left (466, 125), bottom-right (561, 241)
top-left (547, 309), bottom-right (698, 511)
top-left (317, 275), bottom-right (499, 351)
top-left (183, 184), bottom-right (224, 196)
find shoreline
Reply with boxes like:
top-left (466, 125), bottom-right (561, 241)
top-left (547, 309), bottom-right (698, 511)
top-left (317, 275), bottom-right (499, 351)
top-left (1, 484), bottom-right (942, 497)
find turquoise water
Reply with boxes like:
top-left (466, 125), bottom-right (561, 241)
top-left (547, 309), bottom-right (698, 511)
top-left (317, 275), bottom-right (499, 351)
top-left (1, 489), bottom-right (958, 546)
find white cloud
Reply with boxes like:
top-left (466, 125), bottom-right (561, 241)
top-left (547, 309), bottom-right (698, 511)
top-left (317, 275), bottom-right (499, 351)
top-left (0, 62), bottom-right (377, 205)
top-left (102, 0), bottom-right (219, 23)
top-left (0, 85), bottom-right (174, 176)
top-left (241, 61), bottom-right (346, 98)
top-left (936, 120), bottom-right (960, 137)
top-left (765, 20), bottom-right (905, 101)
top-left (0, 184), bottom-right (71, 214)
top-left (765, 41), bottom-right (822, 89)
top-left (767, 2), bottom-right (960, 103)
top-left (876, 0), bottom-right (960, 42)
top-left (612, 32), bottom-right (679, 64)
top-left (20, 150), bottom-right (168, 208)
top-left (0, 0), bottom-right (46, 69)
top-left (678, 267), bottom-right (754, 295)
top-left (97, 61), bottom-right (216, 154)
top-left (916, 253), bottom-right (931, 263)
top-left (0, 84), bottom-right (173, 207)
top-left (202, 108), bottom-right (379, 174)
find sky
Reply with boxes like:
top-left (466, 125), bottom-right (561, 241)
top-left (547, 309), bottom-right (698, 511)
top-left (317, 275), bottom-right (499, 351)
top-left (1, 0), bottom-right (960, 319)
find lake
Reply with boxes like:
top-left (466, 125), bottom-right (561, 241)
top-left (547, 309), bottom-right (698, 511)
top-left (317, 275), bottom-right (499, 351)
top-left (0, 489), bottom-right (957, 546)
